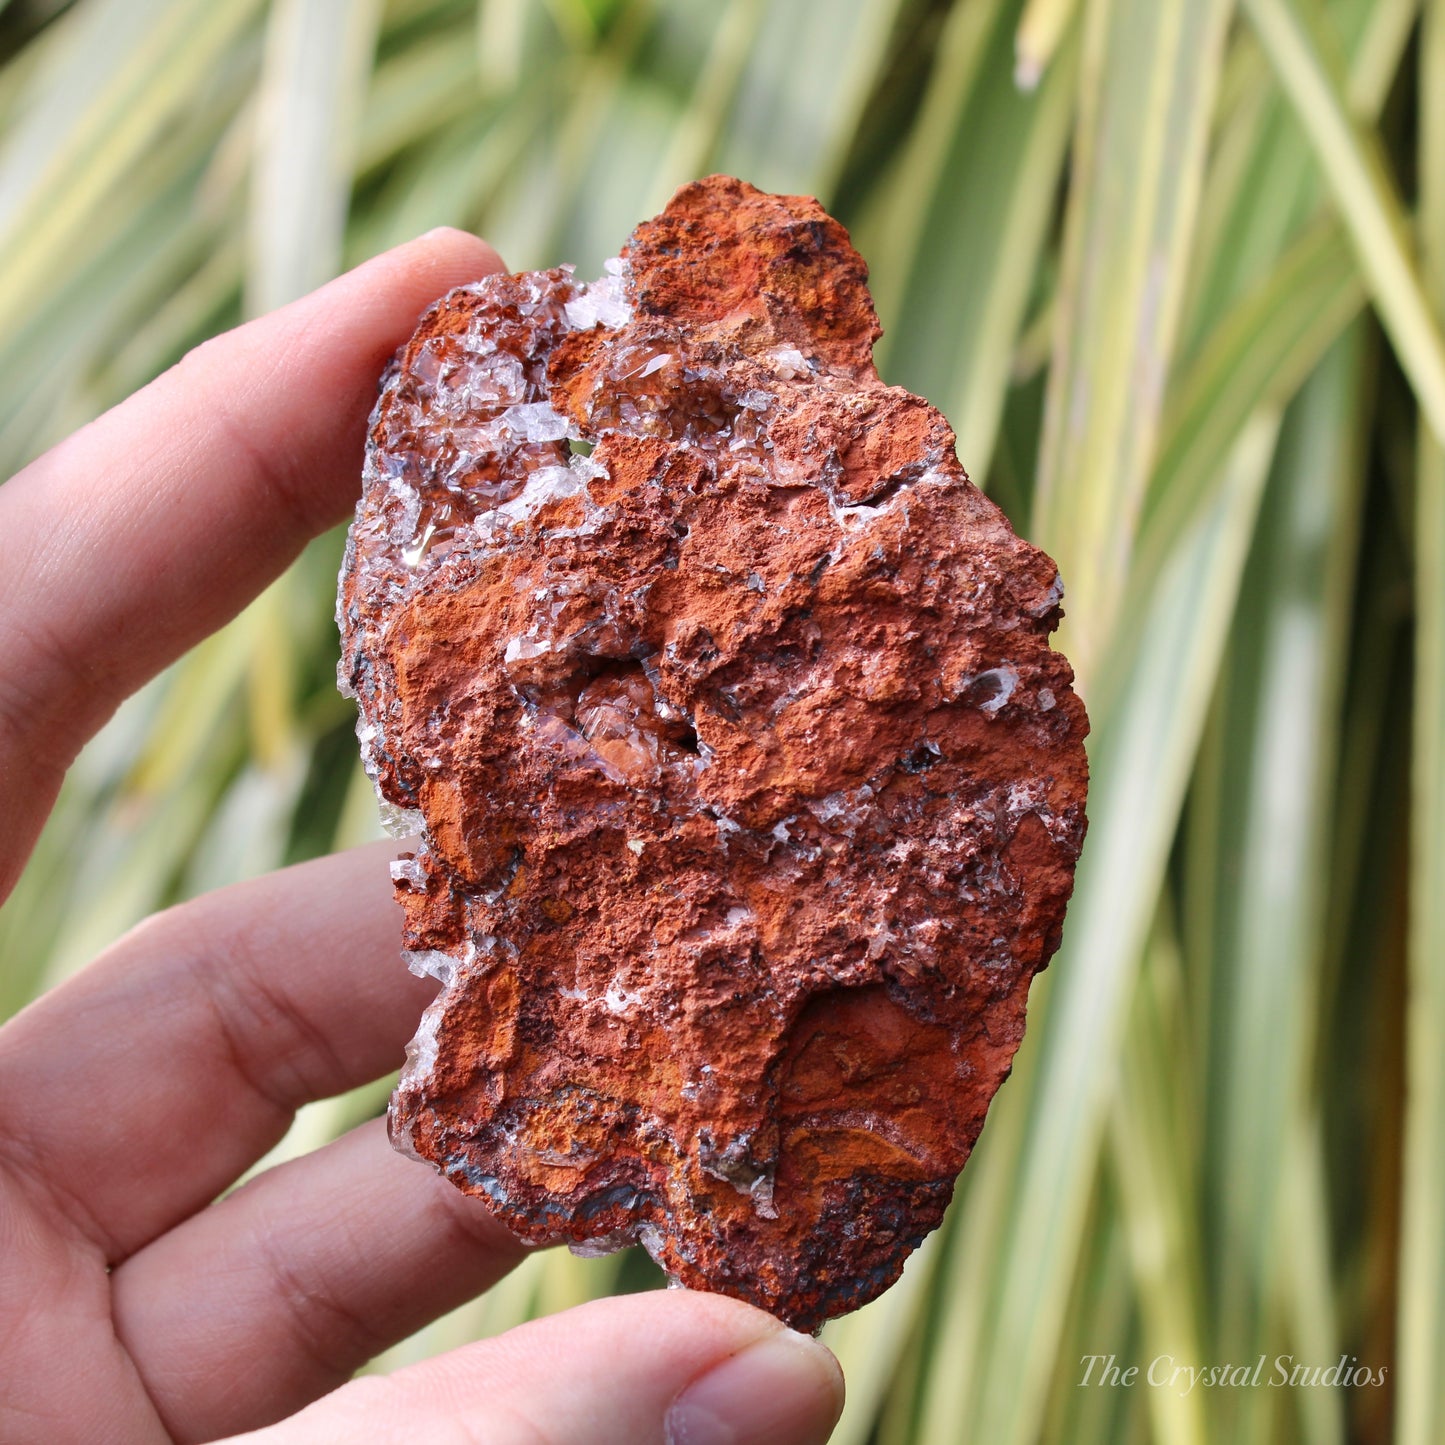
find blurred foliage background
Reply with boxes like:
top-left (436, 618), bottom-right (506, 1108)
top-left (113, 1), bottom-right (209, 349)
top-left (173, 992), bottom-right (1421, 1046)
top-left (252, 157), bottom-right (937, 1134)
top-left (0, 0), bottom-right (1441, 1441)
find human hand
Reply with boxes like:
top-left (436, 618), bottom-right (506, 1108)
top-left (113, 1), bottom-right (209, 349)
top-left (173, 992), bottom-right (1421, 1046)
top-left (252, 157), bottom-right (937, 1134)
top-left (0, 231), bottom-right (845, 1444)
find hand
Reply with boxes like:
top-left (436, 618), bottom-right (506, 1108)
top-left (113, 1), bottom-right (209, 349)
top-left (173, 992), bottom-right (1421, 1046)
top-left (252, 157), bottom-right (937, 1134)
top-left (0, 232), bottom-right (845, 1445)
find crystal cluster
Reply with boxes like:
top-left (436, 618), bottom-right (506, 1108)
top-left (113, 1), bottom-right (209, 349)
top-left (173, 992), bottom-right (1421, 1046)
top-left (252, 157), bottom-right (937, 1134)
top-left (338, 175), bottom-right (1089, 1330)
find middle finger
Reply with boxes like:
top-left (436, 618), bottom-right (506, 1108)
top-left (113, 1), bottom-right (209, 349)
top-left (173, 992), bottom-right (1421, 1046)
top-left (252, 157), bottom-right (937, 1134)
top-left (0, 840), bottom-right (431, 1260)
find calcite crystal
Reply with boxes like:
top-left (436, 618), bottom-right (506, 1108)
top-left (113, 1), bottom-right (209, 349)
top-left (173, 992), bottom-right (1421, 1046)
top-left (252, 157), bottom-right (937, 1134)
top-left (338, 176), bottom-right (1088, 1330)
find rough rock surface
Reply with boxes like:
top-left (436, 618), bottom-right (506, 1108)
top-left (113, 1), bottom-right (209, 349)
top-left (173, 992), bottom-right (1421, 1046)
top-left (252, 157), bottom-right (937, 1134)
top-left (338, 175), bottom-right (1089, 1331)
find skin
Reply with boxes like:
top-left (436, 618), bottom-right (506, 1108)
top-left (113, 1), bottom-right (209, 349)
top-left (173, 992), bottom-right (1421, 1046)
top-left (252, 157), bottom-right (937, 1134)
top-left (0, 230), bottom-right (845, 1445)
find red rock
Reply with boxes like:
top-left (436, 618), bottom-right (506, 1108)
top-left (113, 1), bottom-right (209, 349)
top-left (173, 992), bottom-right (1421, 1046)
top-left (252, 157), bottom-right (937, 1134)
top-left (338, 176), bottom-right (1088, 1330)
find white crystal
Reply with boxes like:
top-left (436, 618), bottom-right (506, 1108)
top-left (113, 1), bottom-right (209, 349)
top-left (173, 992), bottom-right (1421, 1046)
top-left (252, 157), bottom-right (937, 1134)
top-left (404, 948), bottom-right (456, 984)
top-left (502, 400), bottom-right (571, 443)
top-left (770, 346), bottom-right (809, 378)
top-left (568, 449), bottom-right (608, 481)
top-left (603, 977), bottom-right (642, 1014)
top-left (568, 1228), bottom-right (636, 1259)
top-left (504, 635), bottom-right (553, 663)
top-left (390, 855), bottom-right (427, 890)
top-left (972, 665), bottom-right (1019, 717)
top-left (403, 991), bottom-right (446, 1076)
top-left (378, 802), bottom-right (426, 838)
top-left (564, 260), bottom-right (632, 331)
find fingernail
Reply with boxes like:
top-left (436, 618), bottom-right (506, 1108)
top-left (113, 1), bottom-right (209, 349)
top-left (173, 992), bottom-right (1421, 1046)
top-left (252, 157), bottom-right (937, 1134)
top-left (665, 1325), bottom-right (844, 1445)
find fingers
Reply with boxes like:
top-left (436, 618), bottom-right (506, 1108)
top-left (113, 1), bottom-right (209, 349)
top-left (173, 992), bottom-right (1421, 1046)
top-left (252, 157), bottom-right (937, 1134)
top-left (112, 1118), bottom-right (528, 1443)
top-left (0, 227), bottom-right (503, 901)
top-left (0, 841), bottom-right (429, 1258)
top-left (228, 1290), bottom-right (845, 1445)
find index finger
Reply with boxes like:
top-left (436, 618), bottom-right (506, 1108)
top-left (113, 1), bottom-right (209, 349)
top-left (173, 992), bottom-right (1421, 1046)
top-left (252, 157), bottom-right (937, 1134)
top-left (0, 228), bottom-right (504, 901)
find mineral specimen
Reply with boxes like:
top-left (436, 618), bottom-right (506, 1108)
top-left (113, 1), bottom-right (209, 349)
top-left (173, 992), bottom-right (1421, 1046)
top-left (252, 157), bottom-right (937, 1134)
top-left (338, 175), bottom-right (1088, 1331)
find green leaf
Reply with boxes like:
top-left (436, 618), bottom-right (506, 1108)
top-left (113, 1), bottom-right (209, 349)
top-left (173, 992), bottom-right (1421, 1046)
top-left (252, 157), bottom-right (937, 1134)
top-left (1190, 326), bottom-right (1368, 1445)
top-left (248, 0), bottom-right (383, 312)
top-left (1032, 0), bottom-right (1236, 683)
top-left (1015, 0), bottom-right (1081, 87)
top-left (0, 0), bottom-right (262, 342)
top-left (706, 0), bottom-right (910, 200)
top-left (1109, 912), bottom-right (1211, 1445)
top-left (821, 1232), bottom-right (946, 1445)
top-left (971, 408), bottom-right (1279, 1445)
top-left (870, 0), bottom-right (1078, 480)
top-left (1120, 220), bottom-right (1363, 703)
top-left (1397, 5), bottom-right (1445, 1442)
top-left (1244, 0), bottom-right (1445, 445)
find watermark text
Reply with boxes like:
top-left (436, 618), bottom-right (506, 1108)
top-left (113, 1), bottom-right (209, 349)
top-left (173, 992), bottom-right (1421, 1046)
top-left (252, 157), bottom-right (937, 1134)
top-left (1077, 1354), bottom-right (1387, 1397)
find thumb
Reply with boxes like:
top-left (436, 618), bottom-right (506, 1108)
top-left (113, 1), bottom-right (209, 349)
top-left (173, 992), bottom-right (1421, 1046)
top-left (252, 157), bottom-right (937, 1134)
top-left (224, 1289), bottom-right (845, 1444)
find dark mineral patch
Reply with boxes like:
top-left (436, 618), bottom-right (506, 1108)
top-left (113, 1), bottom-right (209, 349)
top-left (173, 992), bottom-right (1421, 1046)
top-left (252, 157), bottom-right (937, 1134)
top-left (337, 175), bottom-right (1089, 1331)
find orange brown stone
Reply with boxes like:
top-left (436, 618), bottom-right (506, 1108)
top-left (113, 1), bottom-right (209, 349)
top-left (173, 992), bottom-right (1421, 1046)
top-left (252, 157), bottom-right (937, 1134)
top-left (338, 176), bottom-right (1088, 1330)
